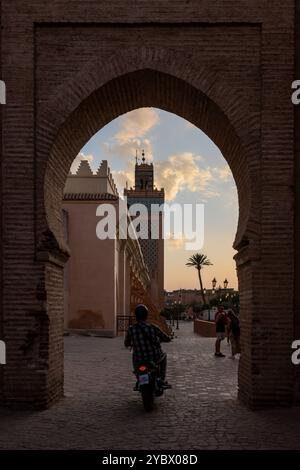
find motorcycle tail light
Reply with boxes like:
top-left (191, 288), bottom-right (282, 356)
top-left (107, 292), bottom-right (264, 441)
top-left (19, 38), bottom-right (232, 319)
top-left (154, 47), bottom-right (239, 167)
top-left (139, 365), bottom-right (147, 372)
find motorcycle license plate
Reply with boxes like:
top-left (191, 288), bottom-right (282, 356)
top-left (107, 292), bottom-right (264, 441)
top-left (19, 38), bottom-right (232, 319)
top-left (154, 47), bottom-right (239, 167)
top-left (139, 374), bottom-right (149, 385)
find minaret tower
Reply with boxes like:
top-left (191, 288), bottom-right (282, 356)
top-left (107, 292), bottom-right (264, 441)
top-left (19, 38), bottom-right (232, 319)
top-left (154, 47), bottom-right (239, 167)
top-left (124, 151), bottom-right (165, 309)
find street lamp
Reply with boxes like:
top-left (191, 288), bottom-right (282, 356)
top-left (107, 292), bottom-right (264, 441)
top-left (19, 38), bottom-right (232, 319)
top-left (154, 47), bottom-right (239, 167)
top-left (210, 278), bottom-right (217, 319)
top-left (204, 288), bottom-right (211, 321)
top-left (222, 279), bottom-right (229, 306)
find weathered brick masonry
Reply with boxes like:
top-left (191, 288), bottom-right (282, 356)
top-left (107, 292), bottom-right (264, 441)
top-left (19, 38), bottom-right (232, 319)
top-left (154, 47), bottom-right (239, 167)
top-left (0, 0), bottom-right (298, 408)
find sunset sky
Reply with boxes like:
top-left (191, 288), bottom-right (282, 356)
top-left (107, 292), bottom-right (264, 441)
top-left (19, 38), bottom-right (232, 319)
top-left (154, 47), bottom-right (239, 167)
top-left (72, 108), bottom-right (239, 291)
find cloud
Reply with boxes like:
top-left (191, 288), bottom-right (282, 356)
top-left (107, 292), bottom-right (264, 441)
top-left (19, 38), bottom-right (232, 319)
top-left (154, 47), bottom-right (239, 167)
top-left (165, 234), bottom-right (190, 251)
top-left (166, 238), bottom-right (186, 250)
top-left (213, 166), bottom-right (232, 181)
top-left (70, 152), bottom-right (94, 174)
top-left (111, 153), bottom-right (235, 202)
top-left (155, 153), bottom-right (214, 201)
top-left (101, 108), bottom-right (159, 163)
top-left (115, 108), bottom-right (159, 143)
top-left (102, 138), bottom-right (153, 161)
top-left (111, 160), bottom-right (135, 194)
top-left (223, 185), bottom-right (239, 208)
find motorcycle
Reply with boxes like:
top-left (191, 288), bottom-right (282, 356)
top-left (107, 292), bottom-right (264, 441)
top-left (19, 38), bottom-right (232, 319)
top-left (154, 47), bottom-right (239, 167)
top-left (135, 361), bottom-right (165, 412)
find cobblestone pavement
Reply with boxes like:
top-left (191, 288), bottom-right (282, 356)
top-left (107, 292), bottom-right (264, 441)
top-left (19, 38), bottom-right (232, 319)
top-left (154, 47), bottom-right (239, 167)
top-left (1, 322), bottom-right (300, 450)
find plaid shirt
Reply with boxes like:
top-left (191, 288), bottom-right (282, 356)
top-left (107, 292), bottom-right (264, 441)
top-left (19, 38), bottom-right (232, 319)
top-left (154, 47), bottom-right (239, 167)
top-left (124, 321), bottom-right (170, 364)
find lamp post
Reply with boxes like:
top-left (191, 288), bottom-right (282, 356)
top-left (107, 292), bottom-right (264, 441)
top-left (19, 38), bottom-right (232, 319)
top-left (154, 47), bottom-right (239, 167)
top-left (204, 287), bottom-right (209, 320)
top-left (210, 278), bottom-right (217, 320)
top-left (223, 278), bottom-right (229, 305)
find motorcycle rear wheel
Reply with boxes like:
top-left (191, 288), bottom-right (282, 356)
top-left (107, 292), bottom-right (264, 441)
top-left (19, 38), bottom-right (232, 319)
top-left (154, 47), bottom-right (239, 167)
top-left (141, 385), bottom-right (154, 412)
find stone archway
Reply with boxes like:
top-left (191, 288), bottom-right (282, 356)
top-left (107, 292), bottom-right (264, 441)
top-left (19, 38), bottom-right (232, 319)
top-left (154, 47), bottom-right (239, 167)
top-left (37, 54), bottom-right (286, 409)
top-left (0, 4), bottom-right (295, 409)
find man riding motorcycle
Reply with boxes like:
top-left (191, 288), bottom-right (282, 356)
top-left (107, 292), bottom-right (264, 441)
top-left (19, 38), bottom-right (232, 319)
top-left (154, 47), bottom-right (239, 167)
top-left (124, 304), bottom-right (172, 388)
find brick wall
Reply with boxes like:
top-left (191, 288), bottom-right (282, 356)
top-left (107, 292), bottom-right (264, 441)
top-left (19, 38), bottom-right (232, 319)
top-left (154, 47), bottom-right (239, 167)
top-left (0, 0), bottom-right (3, 402)
top-left (0, 0), bottom-right (296, 409)
top-left (194, 320), bottom-right (216, 338)
top-left (294, 0), bottom-right (300, 404)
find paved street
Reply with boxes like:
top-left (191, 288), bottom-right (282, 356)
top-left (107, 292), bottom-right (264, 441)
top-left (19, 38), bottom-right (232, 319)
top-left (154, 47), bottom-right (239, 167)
top-left (1, 321), bottom-right (300, 450)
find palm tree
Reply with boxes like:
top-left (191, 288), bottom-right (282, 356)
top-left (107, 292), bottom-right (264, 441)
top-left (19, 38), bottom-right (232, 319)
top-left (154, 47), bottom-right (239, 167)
top-left (186, 253), bottom-right (212, 305)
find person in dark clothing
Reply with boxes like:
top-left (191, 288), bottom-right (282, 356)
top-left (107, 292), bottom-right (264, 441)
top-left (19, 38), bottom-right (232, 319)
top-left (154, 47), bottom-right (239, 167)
top-left (227, 309), bottom-right (241, 359)
top-left (124, 304), bottom-right (171, 384)
top-left (214, 305), bottom-right (227, 357)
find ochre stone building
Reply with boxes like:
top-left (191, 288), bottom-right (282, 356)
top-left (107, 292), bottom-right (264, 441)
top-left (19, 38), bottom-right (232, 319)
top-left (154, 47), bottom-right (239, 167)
top-left (0, 0), bottom-right (300, 409)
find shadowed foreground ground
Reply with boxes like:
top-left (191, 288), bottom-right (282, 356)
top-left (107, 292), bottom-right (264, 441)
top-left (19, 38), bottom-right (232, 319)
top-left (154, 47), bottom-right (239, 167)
top-left (0, 322), bottom-right (300, 450)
